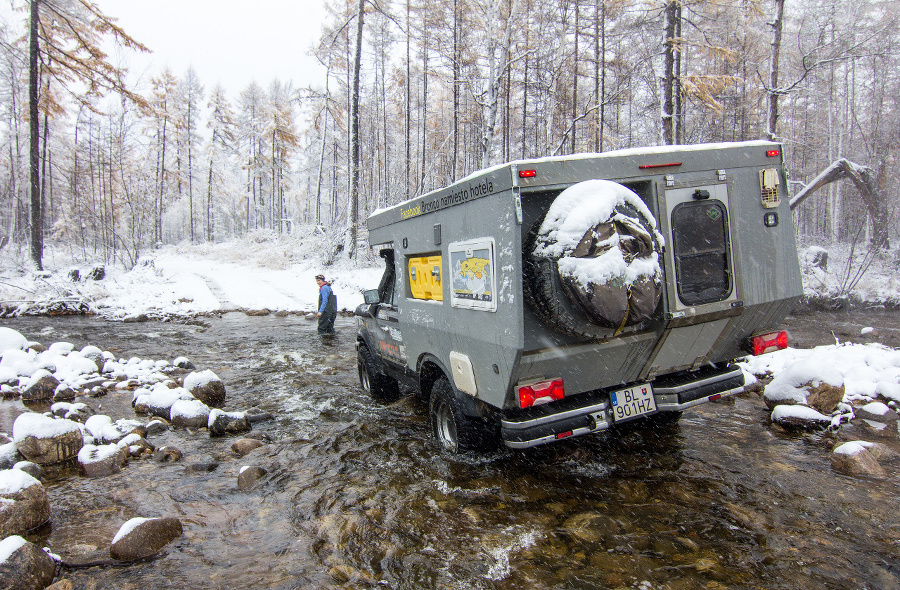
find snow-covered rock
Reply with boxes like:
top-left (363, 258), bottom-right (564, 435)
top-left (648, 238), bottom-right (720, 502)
top-left (0, 535), bottom-right (57, 590)
top-left (183, 370), bottom-right (225, 407)
top-left (78, 444), bottom-right (128, 477)
top-left (0, 470), bottom-right (51, 537)
top-left (109, 516), bottom-right (183, 561)
top-left (0, 328), bottom-right (27, 353)
top-left (12, 413), bottom-right (84, 465)
top-left (170, 399), bottom-right (211, 429)
top-left (771, 405), bottom-right (832, 429)
top-left (208, 410), bottom-right (249, 436)
top-left (831, 441), bottom-right (888, 478)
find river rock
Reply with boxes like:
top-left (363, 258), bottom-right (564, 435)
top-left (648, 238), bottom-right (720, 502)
top-left (12, 413), bottom-right (83, 465)
top-left (110, 517), bottom-right (183, 561)
top-left (20, 370), bottom-right (60, 403)
top-left (771, 405), bottom-right (831, 429)
top-left (12, 462), bottom-right (43, 480)
top-left (831, 441), bottom-right (886, 478)
top-left (0, 536), bottom-right (57, 590)
top-left (45, 579), bottom-right (75, 590)
top-left (763, 361), bottom-right (845, 412)
top-left (0, 443), bottom-right (21, 470)
top-left (855, 402), bottom-right (899, 423)
top-left (0, 470), bottom-right (51, 537)
top-left (172, 357), bottom-right (195, 370)
top-left (183, 370), bottom-right (226, 407)
top-left (208, 410), bottom-right (250, 436)
top-left (145, 420), bottom-right (169, 436)
top-left (51, 384), bottom-right (77, 402)
top-left (237, 466), bottom-right (267, 490)
top-left (50, 402), bottom-right (93, 423)
top-left (562, 512), bottom-right (621, 544)
top-left (152, 446), bottom-right (183, 463)
top-left (0, 327), bottom-right (27, 351)
top-left (148, 386), bottom-right (193, 420)
top-left (170, 399), bottom-right (211, 428)
top-left (184, 462), bottom-right (219, 474)
top-left (78, 444), bottom-right (128, 477)
top-left (81, 346), bottom-right (105, 372)
top-left (232, 438), bottom-right (265, 457)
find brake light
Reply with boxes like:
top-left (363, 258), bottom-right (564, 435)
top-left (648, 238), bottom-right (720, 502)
top-left (750, 331), bottom-right (788, 355)
top-left (518, 378), bottom-right (564, 408)
top-left (519, 169), bottom-right (537, 178)
top-left (639, 162), bottom-right (682, 169)
top-left (766, 149), bottom-right (780, 157)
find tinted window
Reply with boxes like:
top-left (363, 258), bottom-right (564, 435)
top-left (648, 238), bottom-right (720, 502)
top-left (671, 201), bottom-right (731, 305)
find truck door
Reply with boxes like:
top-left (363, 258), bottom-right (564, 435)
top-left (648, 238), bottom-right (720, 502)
top-left (371, 249), bottom-right (406, 369)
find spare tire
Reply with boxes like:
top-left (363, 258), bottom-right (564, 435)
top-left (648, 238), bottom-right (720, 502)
top-left (524, 180), bottom-right (663, 339)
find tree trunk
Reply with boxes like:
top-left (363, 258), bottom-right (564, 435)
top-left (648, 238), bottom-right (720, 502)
top-left (767, 0), bottom-right (785, 141)
top-left (28, 0), bottom-right (42, 270)
top-left (662, 0), bottom-right (677, 145)
top-left (347, 0), bottom-right (365, 258)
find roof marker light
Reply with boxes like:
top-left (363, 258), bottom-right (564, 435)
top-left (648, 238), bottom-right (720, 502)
top-left (519, 169), bottom-right (537, 178)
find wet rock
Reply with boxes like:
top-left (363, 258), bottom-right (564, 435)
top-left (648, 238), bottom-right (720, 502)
top-left (78, 444), bottom-right (128, 477)
top-left (0, 443), bottom-right (22, 470)
top-left (145, 420), bottom-right (169, 436)
top-left (0, 470), bottom-right (51, 537)
top-left (183, 370), bottom-right (226, 407)
top-left (51, 384), bottom-right (77, 402)
top-left (20, 370), bottom-right (60, 403)
top-left (109, 517), bottom-right (183, 561)
top-left (771, 405), bottom-right (831, 430)
top-left (148, 386), bottom-right (193, 420)
top-left (152, 446), bottom-right (183, 463)
top-left (170, 399), bottom-right (211, 429)
top-left (50, 402), bottom-right (93, 423)
top-left (855, 402), bottom-right (899, 423)
top-left (831, 441), bottom-right (886, 478)
top-left (123, 314), bottom-right (149, 323)
top-left (13, 413), bottom-right (84, 465)
top-left (562, 512), bottom-right (620, 543)
top-left (172, 357), bottom-right (195, 370)
top-left (244, 430), bottom-right (272, 442)
top-left (763, 363), bottom-right (844, 412)
top-left (245, 409), bottom-right (275, 423)
top-left (805, 381), bottom-right (845, 414)
top-left (13, 461), bottom-right (43, 480)
top-left (208, 410), bottom-right (250, 436)
top-left (245, 308), bottom-right (271, 316)
top-left (237, 465), bottom-right (267, 489)
top-left (184, 462), bottom-right (219, 474)
top-left (0, 536), bottom-right (57, 590)
top-left (231, 438), bottom-right (265, 457)
top-left (45, 579), bottom-right (75, 590)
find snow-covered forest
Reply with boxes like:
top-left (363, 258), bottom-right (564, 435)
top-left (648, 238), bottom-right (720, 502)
top-left (0, 0), bottom-right (898, 272)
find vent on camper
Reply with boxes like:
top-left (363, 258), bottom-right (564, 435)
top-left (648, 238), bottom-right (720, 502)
top-left (759, 168), bottom-right (781, 209)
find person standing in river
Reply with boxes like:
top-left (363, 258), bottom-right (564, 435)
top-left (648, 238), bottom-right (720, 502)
top-left (315, 274), bottom-right (337, 335)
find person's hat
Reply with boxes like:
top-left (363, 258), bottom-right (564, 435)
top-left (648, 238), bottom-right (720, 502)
top-left (315, 274), bottom-right (325, 281)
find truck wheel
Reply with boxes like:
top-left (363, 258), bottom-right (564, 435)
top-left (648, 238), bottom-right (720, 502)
top-left (357, 345), bottom-right (400, 402)
top-left (430, 377), bottom-right (485, 453)
top-left (524, 180), bottom-right (663, 338)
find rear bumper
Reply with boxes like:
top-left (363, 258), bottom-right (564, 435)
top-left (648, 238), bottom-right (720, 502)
top-left (499, 364), bottom-right (744, 449)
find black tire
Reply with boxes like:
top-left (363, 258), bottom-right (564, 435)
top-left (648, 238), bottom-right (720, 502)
top-left (429, 377), bottom-right (488, 453)
top-left (357, 345), bottom-right (400, 403)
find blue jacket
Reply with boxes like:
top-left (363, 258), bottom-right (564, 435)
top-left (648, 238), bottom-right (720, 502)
top-left (318, 284), bottom-right (337, 314)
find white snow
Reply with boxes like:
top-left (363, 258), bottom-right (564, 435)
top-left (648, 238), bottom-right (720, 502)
top-left (170, 399), bottom-right (211, 420)
top-left (183, 370), bottom-right (220, 391)
top-left (112, 517), bottom-right (153, 544)
top-left (12, 413), bottom-right (82, 443)
top-left (0, 535), bottom-right (27, 564)
top-left (77, 443), bottom-right (122, 464)
top-left (833, 440), bottom-right (876, 456)
top-left (0, 327), bottom-right (27, 353)
top-left (771, 404), bottom-right (830, 423)
top-left (0, 468), bottom-right (41, 494)
top-left (533, 180), bottom-right (663, 289)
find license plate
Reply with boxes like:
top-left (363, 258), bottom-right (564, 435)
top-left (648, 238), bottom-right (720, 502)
top-left (610, 383), bottom-right (657, 422)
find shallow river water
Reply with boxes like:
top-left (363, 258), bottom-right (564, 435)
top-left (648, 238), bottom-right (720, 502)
top-left (3, 309), bottom-right (900, 590)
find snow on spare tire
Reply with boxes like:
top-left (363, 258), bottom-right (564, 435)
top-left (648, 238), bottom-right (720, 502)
top-left (526, 179), bottom-right (664, 337)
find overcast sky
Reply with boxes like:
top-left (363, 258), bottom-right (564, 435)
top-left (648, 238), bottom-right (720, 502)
top-left (94, 0), bottom-right (328, 97)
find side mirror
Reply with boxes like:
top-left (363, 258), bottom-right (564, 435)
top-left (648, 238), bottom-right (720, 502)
top-left (362, 289), bottom-right (380, 305)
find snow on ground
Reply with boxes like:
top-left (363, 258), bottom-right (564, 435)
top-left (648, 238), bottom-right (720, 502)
top-left (0, 229), bottom-right (384, 318)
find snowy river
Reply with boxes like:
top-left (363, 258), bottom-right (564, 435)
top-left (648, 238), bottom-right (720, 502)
top-left (3, 309), bottom-right (900, 589)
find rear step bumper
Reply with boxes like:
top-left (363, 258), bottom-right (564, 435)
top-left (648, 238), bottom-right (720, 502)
top-left (500, 364), bottom-right (745, 449)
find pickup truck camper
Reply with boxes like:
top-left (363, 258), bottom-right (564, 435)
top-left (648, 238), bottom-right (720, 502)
top-left (355, 140), bottom-right (803, 452)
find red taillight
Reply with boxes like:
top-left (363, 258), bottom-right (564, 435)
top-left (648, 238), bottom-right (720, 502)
top-left (750, 331), bottom-right (788, 355)
top-left (766, 149), bottom-right (780, 157)
top-left (517, 378), bottom-right (564, 408)
top-left (638, 162), bottom-right (682, 169)
top-left (519, 169), bottom-right (537, 178)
